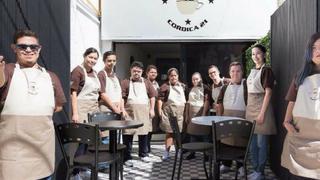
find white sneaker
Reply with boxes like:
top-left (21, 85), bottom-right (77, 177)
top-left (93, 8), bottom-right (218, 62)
top-left (238, 166), bottom-right (245, 177)
top-left (219, 165), bottom-right (231, 173)
top-left (140, 156), bottom-right (152, 163)
top-left (124, 160), bottom-right (134, 167)
top-left (248, 171), bottom-right (262, 180)
top-left (79, 170), bottom-right (91, 179)
top-left (162, 151), bottom-right (170, 160)
top-left (70, 174), bottom-right (82, 180)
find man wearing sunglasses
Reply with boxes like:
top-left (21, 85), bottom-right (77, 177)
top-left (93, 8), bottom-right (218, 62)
top-left (0, 30), bottom-right (66, 180)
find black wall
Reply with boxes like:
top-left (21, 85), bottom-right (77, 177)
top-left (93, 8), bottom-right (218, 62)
top-left (270, 0), bottom-right (318, 178)
top-left (0, 0), bottom-right (70, 123)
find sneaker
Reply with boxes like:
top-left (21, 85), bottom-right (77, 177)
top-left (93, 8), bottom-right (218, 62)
top-left (79, 170), bottom-right (91, 179)
top-left (248, 171), bottom-right (262, 180)
top-left (124, 160), bottom-right (134, 167)
top-left (238, 166), bottom-right (245, 177)
top-left (162, 151), bottom-right (170, 160)
top-left (185, 152), bottom-right (196, 160)
top-left (70, 174), bottom-right (82, 180)
top-left (140, 156), bottom-right (152, 163)
top-left (219, 165), bottom-right (231, 173)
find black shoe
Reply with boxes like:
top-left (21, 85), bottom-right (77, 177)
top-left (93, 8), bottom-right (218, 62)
top-left (185, 152), bottom-right (196, 160)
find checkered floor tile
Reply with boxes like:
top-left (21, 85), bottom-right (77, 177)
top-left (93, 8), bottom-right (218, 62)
top-left (77, 143), bottom-right (279, 180)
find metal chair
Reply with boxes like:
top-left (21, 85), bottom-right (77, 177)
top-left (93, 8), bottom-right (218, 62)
top-left (169, 116), bottom-right (213, 180)
top-left (55, 123), bottom-right (120, 180)
top-left (211, 119), bottom-right (256, 180)
top-left (87, 112), bottom-right (126, 180)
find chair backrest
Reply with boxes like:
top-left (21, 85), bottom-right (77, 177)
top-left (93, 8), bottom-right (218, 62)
top-left (87, 112), bottom-right (122, 123)
top-left (212, 119), bottom-right (256, 160)
top-left (55, 123), bottom-right (100, 170)
top-left (168, 116), bottom-right (182, 150)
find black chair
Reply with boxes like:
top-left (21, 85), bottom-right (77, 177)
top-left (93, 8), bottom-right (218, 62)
top-left (55, 123), bottom-right (120, 180)
top-left (87, 112), bottom-right (126, 180)
top-left (211, 119), bottom-right (256, 180)
top-left (169, 116), bottom-right (213, 180)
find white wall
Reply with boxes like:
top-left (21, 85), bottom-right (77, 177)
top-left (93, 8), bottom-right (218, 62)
top-left (70, 0), bottom-right (102, 71)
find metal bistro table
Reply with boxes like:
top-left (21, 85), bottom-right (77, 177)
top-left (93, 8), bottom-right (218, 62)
top-left (191, 116), bottom-right (244, 180)
top-left (89, 120), bottom-right (143, 180)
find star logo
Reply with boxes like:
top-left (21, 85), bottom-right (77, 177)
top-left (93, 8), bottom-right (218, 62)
top-left (185, 19), bottom-right (191, 25)
top-left (209, 0), bottom-right (214, 3)
top-left (162, 0), bottom-right (168, 4)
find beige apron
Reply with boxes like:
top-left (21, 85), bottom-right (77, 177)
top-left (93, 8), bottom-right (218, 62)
top-left (186, 86), bottom-right (210, 135)
top-left (281, 74), bottom-right (320, 179)
top-left (123, 79), bottom-right (150, 135)
top-left (246, 64), bottom-right (276, 135)
top-left (222, 80), bottom-right (247, 146)
top-left (150, 81), bottom-right (161, 132)
top-left (77, 65), bottom-right (100, 123)
top-left (0, 64), bottom-right (55, 180)
top-left (99, 70), bottom-right (122, 112)
top-left (160, 83), bottom-right (186, 133)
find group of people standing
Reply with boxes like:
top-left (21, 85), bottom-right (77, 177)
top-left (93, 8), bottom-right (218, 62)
top-left (0, 29), bottom-right (318, 180)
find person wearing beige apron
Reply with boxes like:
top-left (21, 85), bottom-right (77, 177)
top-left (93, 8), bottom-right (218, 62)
top-left (0, 30), bottom-right (66, 180)
top-left (216, 62), bottom-right (247, 176)
top-left (121, 61), bottom-right (156, 165)
top-left (98, 51), bottom-right (123, 144)
top-left (185, 72), bottom-right (210, 160)
top-left (246, 44), bottom-right (276, 180)
top-left (158, 68), bottom-right (187, 160)
top-left (281, 33), bottom-right (320, 180)
top-left (208, 65), bottom-right (228, 115)
top-left (70, 48), bottom-right (100, 177)
top-left (145, 65), bottom-right (160, 155)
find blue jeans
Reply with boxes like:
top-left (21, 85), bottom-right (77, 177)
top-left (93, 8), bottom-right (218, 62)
top-left (250, 134), bottom-right (268, 174)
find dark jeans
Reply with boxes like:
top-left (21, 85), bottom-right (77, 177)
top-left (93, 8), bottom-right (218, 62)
top-left (123, 134), bottom-right (148, 161)
top-left (147, 132), bottom-right (152, 153)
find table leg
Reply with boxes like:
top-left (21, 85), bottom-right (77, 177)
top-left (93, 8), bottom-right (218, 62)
top-left (109, 130), bottom-right (118, 180)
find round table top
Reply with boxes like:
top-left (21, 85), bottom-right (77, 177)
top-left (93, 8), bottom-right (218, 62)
top-left (191, 116), bottom-right (244, 126)
top-left (89, 120), bottom-right (143, 130)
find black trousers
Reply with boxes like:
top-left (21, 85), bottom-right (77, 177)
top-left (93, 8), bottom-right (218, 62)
top-left (123, 134), bottom-right (148, 160)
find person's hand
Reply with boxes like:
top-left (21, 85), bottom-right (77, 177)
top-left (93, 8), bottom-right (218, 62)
top-left (283, 121), bottom-right (299, 133)
top-left (113, 107), bottom-right (121, 114)
top-left (149, 109), bottom-right (155, 119)
top-left (256, 112), bottom-right (265, 125)
top-left (72, 114), bottom-right (79, 123)
top-left (122, 110), bottom-right (128, 119)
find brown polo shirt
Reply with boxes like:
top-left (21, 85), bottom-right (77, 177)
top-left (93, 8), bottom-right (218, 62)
top-left (70, 65), bottom-right (97, 95)
top-left (158, 81), bottom-right (188, 102)
top-left (286, 67), bottom-right (320, 101)
top-left (0, 63), bottom-right (66, 107)
top-left (121, 78), bottom-right (157, 100)
top-left (217, 79), bottom-right (248, 105)
top-left (97, 70), bottom-right (121, 94)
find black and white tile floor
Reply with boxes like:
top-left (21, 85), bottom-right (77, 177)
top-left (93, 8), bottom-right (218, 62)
top-left (78, 143), bottom-right (279, 180)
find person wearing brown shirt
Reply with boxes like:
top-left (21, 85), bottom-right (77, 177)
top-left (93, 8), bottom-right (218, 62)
top-left (0, 30), bottom-right (66, 180)
top-left (158, 68), bottom-right (188, 160)
top-left (246, 44), bottom-right (276, 180)
top-left (216, 62), bottom-right (247, 176)
top-left (121, 61), bottom-right (156, 165)
top-left (281, 32), bottom-right (320, 180)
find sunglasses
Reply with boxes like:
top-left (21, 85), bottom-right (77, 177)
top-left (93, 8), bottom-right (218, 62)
top-left (15, 44), bottom-right (41, 51)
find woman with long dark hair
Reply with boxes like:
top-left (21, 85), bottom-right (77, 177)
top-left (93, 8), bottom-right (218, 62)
top-left (281, 32), bottom-right (320, 180)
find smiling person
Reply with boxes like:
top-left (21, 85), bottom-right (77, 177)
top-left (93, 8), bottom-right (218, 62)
top-left (281, 32), bottom-right (320, 180)
top-left (216, 62), bottom-right (247, 177)
top-left (158, 68), bottom-right (187, 160)
top-left (246, 44), bottom-right (276, 180)
top-left (0, 30), bottom-right (66, 180)
top-left (71, 47), bottom-right (100, 123)
top-left (121, 61), bottom-right (156, 166)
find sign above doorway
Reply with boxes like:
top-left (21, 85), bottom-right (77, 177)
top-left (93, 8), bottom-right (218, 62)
top-left (101, 0), bottom-right (277, 41)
